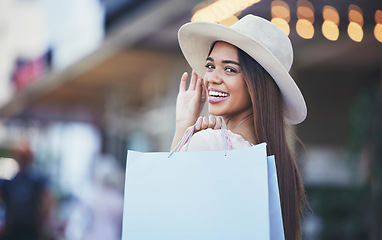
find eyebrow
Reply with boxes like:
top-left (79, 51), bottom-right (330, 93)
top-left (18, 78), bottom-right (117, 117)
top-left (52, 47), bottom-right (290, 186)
top-left (206, 57), bottom-right (241, 66)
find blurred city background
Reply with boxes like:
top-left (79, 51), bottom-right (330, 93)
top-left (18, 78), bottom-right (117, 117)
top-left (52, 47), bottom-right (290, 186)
top-left (0, 0), bottom-right (381, 239)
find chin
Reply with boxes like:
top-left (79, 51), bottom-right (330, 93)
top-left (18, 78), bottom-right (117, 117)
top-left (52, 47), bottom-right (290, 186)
top-left (208, 105), bottom-right (225, 117)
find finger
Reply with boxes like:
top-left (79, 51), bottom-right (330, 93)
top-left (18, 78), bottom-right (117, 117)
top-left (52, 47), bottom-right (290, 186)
top-left (200, 80), bottom-right (207, 102)
top-left (195, 117), bottom-right (203, 131)
top-left (208, 115), bottom-right (216, 129)
top-left (188, 70), bottom-right (198, 90)
top-left (179, 72), bottom-right (188, 92)
top-left (195, 77), bottom-right (204, 99)
top-left (201, 116), bottom-right (209, 129)
top-left (213, 116), bottom-right (222, 130)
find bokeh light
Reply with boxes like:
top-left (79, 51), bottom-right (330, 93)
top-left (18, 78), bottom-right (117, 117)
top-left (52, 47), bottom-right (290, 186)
top-left (322, 6), bottom-right (339, 41)
top-left (191, 0), bottom-right (261, 23)
top-left (297, 0), bottom-right (314, 24)
top-left (296, 19), bottom-right (314, 39)
top-left (323, 5), bottom-right (339, 25)
top-left (374, 24), bottom-right (382, 43)
top-left (0, 158), bottom-right (19, 180)
top-left (376, 10), bottom-right (382, 24)
top-left (348, 22), bottom-right (363, 42)
top-left (271, 0), bottom-right (290, 35)
top-left (375, 10), bottom-right (382, 43)
top-left (348, 5), bottom-right (364, 42)
top-left (349, 4), bottom-right (364, 26)
top-left (296, 0), bottom-right (314, 39)
top-left (271, 0), bottom-right (290, 22)
top-left (219, 15), bottom-right (239, 26)
top-left (271, 18), bottom-right (290, 35)
top-left (322, 21), bottom-right (339, 41)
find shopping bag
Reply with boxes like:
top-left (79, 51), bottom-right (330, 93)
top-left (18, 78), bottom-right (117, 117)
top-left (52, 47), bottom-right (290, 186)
top-left (268, 156), bottom-right (285, 240)
top-left (122, 141), bottom-right (285, 240)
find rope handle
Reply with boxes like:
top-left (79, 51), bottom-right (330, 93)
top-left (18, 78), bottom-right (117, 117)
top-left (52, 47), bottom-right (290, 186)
top-left (168, 124), bottom-right (231, 158)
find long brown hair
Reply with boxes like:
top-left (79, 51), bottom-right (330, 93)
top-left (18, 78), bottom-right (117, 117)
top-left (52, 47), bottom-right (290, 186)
top-left (209, 41), bottom-right (306, 239)
top-left (237, 47), bottom-right (305, 240)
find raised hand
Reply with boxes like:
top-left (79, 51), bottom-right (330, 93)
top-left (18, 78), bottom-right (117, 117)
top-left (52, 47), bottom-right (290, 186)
top-left (175, 71), bottom-right (206, 131)
top-left (171, 71), bottom-right (206, 149)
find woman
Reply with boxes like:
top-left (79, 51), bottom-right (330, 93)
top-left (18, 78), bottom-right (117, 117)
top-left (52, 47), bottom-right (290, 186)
top-left (171, 15), bottom-right (307, 240)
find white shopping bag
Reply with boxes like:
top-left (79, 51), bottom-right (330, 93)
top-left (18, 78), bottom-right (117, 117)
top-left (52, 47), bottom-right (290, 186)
top-left (122, 142), bottom-right (285, 240)
top-left (267, 156), bottom-right (285, 240)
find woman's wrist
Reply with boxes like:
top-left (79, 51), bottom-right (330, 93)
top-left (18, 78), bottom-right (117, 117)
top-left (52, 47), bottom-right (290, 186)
top-left (175, 120), bottom-right (195, 132)
top-left (171, 128), bottom-right (187, 150)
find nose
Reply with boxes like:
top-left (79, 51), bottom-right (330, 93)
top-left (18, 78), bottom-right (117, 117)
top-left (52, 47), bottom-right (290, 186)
top-left (206, 72), bottom-right (223, 85)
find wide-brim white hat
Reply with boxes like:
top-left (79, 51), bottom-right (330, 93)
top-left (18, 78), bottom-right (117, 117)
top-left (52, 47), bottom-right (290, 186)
top-left (178, 15), bottom-right (307, 124)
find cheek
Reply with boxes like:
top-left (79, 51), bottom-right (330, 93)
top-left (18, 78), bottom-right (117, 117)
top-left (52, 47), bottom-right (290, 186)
top-left (203, 75), bottom-right (209, 89)
top-left (230, 81), bottom-right (247, 95)
top-left (238, 90), bottom-right (251, 103)
top-left (243, 87), bottom-right (252, 104)
top-left (232, 82), bottom-right (251, 104)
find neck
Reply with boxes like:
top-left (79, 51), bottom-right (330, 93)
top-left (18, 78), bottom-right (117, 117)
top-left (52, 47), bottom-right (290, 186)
top-left (223, 108), bottom-right (256, 144)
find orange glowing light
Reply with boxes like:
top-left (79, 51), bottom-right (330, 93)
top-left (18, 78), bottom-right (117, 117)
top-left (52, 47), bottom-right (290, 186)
top-left (348, 4), bottom-right (363, 27)
top-left (271, 18), bottom-right (290, 35)
top-left (376, 10), bottom-right (382, 24)
top-left (191, 0), bottom-right (261, 23)
top-left (297, 0), bottom-right (314, 10)
top-left (271, 0), bottom-right (290, 22)
top-left (297, 0), bottom-right (314, 24)
top-left (374, 24), bottom-right (382, 43)
top-left (219, 15), bottom-right (239, 26)
top-left (323, 6), bottom-right (339, 25)
top-left (322, 21), bottom-right (339, 41)
top-left (348, 22), bottom-right (363, 42)
top-left (296, 19), bottom-right (314, 39)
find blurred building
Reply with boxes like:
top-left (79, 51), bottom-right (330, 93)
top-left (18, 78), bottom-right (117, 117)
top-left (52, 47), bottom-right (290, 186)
top-left (0, 0), bottom-right (381, 239)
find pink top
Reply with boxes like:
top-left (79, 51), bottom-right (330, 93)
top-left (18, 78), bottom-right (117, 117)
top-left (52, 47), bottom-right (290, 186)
top-left (182, 128), bottom-right (252, 151)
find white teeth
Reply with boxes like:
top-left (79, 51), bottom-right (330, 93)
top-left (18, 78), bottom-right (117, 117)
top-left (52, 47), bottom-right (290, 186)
top-left (209, 90), bottom-right (228, 97)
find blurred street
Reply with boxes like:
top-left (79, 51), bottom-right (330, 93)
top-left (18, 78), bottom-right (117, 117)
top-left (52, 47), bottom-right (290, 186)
top-left (0, 0), bottom-right (381, 239)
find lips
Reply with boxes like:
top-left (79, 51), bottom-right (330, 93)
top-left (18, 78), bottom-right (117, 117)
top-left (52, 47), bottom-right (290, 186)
top-left (208, 88), bottom-right (229, 104)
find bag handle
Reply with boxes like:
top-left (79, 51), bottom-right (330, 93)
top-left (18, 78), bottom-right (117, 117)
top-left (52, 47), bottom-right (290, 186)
top-left (169, 124), bottom-right (231, 158)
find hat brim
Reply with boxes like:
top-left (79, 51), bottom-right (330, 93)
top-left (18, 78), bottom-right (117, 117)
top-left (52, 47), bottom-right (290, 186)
top-left (178, 21), bottom-right (307, 124)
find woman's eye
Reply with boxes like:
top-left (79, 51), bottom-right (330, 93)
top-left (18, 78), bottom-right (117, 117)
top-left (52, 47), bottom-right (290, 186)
top-left (225, 67), bottom-right (237, 73)
top-left (205, 63), bottom-right (215, 70)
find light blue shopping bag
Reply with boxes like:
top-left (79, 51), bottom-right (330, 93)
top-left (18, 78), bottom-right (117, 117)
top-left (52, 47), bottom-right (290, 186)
top-left (122, 141), bottom-right (285, 240)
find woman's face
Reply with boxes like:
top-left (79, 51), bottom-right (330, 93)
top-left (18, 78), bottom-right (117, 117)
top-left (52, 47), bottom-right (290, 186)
top-left (204, 41), bottom-right (252, 118)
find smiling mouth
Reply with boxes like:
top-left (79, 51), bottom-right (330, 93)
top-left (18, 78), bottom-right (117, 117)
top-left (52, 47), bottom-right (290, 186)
top-left (209, 90), bottom-right (229, 98)
top-left (208, 89), bottom-right (229, 104)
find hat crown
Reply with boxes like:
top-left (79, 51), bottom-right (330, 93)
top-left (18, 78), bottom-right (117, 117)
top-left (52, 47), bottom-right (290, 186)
top-left (230, 15), bottom-right (293, 71)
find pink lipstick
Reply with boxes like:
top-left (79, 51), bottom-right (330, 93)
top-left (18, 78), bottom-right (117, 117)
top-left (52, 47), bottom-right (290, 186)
top-left (208, 88), bottom-right (229, 104)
